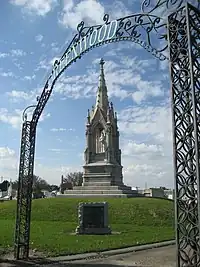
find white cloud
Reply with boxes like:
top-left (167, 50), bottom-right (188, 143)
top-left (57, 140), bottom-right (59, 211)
top-left (131, 75), bottom-right (164, 104)
top-left (131, 91), bottom-right (146, 104)
top-left (0, 108), bottom-right (50, 129)
top-left (0, 108), bottom-right (22, 129)
top-left (0, 146), bottom-right (78, 184)
top-left (48, 148), bottom-right (68, 154)
top-left (51, 42), bottom-right (59, 53)
top-left (0, 147), bottom-right (15, 158)
top-left (118, 103), bottom-right (173, 188)
top-left (34, 163), bottom-right (79, 184)
top-left (6, 90), bottom-right (32, 102)
top-left (122, 142), bottom-right (163, 157)
top-left (120, 57), bottom-right (155, 74)
top-left (59, 0), bottom-right (131, 30)
top-left (50, 128), bottom-right (75, 132)
top-left (10, 0), bottom-right (57, 16)
top-left (105, 42), bottom-right (143, 58)
top-left (23, 75), bottom-right (36, 81)
top-left (11, 49), bottom-right (26, 57)
top-left (35, 34), bottom-right (43, 42)
top-left (35, 58), bottom-right (51, 71)
top-left (124, 163), bottom-right (168, 188)
top-left (0, 71), bottom-right (15, 78)
top-left (0, 147), bottom-right (18, 179)
top-left (6, 87), bottom-right (43, 104)
top-left (118, 104), bottom-right (171, 140)
top-left (0, 53), bottom-right (9, 58)
top-left (59, 0), bottom-right (105, 29)
top-left (50, 128), bottom-right (67, 132)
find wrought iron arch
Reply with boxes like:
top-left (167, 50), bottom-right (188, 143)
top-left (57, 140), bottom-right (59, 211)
top-left (14, 1), bottom-right (200, 266)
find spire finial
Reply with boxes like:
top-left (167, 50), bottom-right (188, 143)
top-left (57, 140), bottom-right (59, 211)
top-left (100, 58), bottom-right (105, 67)
top-left (94, 58), bottom-right (109, 111)
top-left (87, 109), bottom-right (90, 124)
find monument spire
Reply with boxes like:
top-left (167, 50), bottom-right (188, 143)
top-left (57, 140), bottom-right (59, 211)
top-left (95, 58), bottom-right (109, 112)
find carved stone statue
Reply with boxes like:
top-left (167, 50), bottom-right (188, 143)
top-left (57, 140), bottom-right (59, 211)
top-left (99, 130), bottom-right (107, 152)
top-left (99, 130), bottom-right (105, 142)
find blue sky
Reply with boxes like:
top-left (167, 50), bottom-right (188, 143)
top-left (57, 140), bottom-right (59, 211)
top-left (0, 0), bottom-right (184, 189)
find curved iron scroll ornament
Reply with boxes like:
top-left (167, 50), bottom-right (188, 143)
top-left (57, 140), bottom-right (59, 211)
top-left (141, 0), bottom-right (185, 13)
top-left (141, 0), bottom-right (200, 13)
top-left (14, 1), bottom-right (200, 266)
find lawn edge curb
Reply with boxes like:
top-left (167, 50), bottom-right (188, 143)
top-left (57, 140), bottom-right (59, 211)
top-left (48, 240), bottom-right (175, 262)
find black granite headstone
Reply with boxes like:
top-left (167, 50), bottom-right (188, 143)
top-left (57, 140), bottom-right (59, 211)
top-left (75, 202), bottom-right (111, 235)
top-left (83, 206), bottom-right (104, 228)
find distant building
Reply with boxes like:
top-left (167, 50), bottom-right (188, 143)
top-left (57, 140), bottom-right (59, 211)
top-left (141, 188), bottom-right (165, 198)
top-left (0, 180), bottom-right (16, 200)
top-left (137, 187), bottom-right (174, 199)
top-left (164, 189), bottom-right (175, 200)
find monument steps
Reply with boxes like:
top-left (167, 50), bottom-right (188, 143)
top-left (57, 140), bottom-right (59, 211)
top-left (57, 193), bottom-right (136, 198)
top-left (82, 181), bottom-right (113, 186)
top-left (83, 172), bottom-right (112, 177)
top-left (64, 189), bottom-right (135, 195)
top-left (73, 185), bottom-right (132, 190)
top-left (83, 177), bottom-right (112, 182)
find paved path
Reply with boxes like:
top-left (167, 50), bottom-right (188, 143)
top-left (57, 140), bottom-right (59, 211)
top-left (0, 245), bottom-right (176, 267)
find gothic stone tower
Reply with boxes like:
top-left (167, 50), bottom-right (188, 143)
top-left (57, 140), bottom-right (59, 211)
top-left (63, 59), bottom-right (138, 197)
top-left (80, 59), bottom-right (137, 197)
top-left (83, 58), bottom-right (123, 186)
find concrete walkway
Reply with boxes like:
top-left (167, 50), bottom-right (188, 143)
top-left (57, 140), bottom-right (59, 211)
top-left (0, 245), bottom-right (176, 267)
top-left (65, 245), bottom-right (176, 267)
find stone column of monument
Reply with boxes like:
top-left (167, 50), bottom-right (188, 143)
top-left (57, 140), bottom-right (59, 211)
top-left (62, 59), bottom-right (139, 197)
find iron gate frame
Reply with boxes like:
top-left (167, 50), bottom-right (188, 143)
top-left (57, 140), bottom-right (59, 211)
top-left (14, 1), bottom-right (200, 266)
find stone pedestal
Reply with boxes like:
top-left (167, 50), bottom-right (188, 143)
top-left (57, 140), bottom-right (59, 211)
top-left (62, 161), bottom-right (139, 197)
top-left (75, 202), bottom-right (111, 235)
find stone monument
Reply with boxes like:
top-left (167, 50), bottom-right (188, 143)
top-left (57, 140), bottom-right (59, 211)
top-left (63, 59), bottom-right (139, 197)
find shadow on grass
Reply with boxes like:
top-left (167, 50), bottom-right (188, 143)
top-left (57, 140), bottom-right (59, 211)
top-left (0, 257), bottom-right (139, 267)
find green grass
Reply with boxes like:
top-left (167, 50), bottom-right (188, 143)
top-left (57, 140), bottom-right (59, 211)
top-left (0, 197), bottom-right (175, 256)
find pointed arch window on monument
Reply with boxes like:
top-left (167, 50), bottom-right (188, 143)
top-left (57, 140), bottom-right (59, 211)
top-left (95, 127), bottom-right (106, 153)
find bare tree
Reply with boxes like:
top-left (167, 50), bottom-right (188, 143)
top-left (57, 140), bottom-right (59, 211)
top-left (12, 175), bottom-right (50, 193)
top-left (60, 172), bottom-right (83, 193)
top-left (67, 172), bottom-right (83, 186)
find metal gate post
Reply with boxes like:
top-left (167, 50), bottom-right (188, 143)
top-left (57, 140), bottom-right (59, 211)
top-left (14, 121), bottom-right (36, 259)
top-left (168, 3), bottom-right (200, 266)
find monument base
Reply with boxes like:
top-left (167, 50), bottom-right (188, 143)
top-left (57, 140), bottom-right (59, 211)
top-left (60, 162), bottom-right (141, 198)
top-left (75, 226), bottom-right (112, 235)
top-left (61, 184), bottom-right (140, 198)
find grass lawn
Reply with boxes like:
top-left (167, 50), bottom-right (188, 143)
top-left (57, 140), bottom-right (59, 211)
top-left (0, 197), bottom-right (175, 256)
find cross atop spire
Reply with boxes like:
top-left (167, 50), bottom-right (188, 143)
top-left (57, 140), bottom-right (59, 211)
top-left (95, 58), bottom-right (109, 112)
top-left (100, 58), bottom-right (105, 67)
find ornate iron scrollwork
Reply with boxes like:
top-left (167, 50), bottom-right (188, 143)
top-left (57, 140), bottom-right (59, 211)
top-left (141, 0), bottom-right (185, 13)
top-left (72, 13), bottom-right (167, 59)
